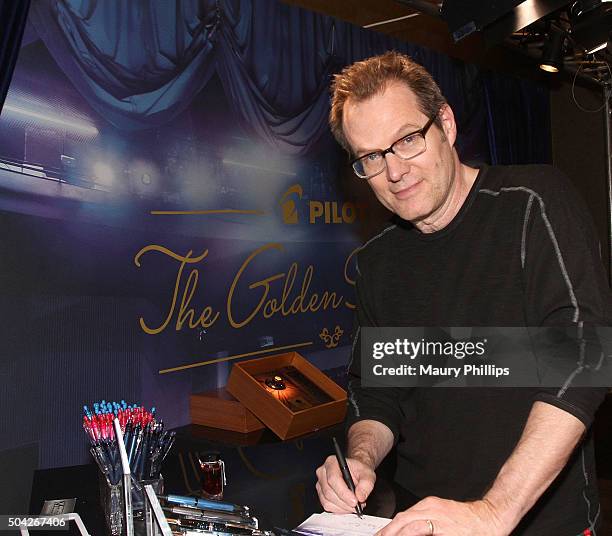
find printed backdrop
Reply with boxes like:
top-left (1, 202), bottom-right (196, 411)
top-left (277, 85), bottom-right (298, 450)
top-left (0, 0), bottom-right (550, 470)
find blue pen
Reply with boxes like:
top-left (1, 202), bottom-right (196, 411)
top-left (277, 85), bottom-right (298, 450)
top-left (160, 495), bottom-right (247, 514)
top-left (128, 424), bottom-right (140, 465)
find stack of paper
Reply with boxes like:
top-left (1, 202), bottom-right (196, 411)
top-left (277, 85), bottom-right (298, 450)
top-left (293, 512), bottom-right (391, 536)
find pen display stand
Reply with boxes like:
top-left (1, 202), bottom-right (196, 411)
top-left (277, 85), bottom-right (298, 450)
top-left (99, 472), bottom-right (164, 536)
top-left (227, 352), bottom-right (347, 439)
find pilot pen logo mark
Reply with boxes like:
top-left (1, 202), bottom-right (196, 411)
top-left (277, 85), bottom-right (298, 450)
top-left (279, 184), bottom-right (303, 224)
top-left (279, 183), bottom-right (367, 225)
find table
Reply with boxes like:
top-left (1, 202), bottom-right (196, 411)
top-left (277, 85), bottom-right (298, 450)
top-left (29, 423), bottom-right (356, 535)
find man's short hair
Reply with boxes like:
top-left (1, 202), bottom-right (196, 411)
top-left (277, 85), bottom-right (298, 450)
top-left (329, 50), bottom-right (447, 153)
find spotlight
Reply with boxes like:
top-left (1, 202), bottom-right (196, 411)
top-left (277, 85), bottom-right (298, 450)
top-left (570, 1), bottom-right (612, 56)
top-left (92, 162), bottom-right (115, 188)
top-left (587, 42), bottom-right (608, 54)
top-left (539, 27), bottom-right (565, 73)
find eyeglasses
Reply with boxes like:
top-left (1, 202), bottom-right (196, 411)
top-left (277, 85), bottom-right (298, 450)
top-left (350, 114), bottom-right (437, 180)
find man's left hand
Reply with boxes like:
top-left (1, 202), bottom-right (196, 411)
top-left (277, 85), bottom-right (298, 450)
top-left (375, 496), bottom-right (508, 536)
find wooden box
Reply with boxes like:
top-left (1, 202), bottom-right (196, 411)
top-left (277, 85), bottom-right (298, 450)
top-left (226, 352), bottom-right (347, 440)
top-left (190, 387), bottom-right (266, 433)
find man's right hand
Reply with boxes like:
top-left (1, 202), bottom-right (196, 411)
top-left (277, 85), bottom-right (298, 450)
top-left (315, 454), bottom-right (376, 513)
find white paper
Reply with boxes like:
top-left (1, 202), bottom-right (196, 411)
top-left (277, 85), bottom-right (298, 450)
top-left (294, 512), bottom-right (391, 536)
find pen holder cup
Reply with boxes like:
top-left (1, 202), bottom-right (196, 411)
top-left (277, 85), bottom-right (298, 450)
top-left (98, 472), bottom-right (164, 536)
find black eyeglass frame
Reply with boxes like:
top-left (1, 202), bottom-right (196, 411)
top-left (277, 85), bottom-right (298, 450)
top-left (350, 113), bottom-right (438, 179)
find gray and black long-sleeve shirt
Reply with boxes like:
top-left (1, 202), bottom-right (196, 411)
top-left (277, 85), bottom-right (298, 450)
top-left (347, 164), bottom-right (611, 535)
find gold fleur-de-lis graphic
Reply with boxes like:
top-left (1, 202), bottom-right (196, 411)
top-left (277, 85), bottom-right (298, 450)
top-left (319, 325), bottom-right (344, 348)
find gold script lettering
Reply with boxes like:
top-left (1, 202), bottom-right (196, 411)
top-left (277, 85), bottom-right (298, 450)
top-left (227, 243), bottom-right (344, 328)
top-left (227, 243), bottom-right (285, 328)
top-left (134, 245), bottom-right (219, 334)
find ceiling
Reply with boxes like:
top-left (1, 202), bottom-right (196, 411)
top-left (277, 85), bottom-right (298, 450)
top-left (281, 0), bottom-right (612, 87)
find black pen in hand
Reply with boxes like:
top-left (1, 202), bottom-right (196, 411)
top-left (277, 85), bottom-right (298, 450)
top-left (332, 436), bottom-right (364, 518)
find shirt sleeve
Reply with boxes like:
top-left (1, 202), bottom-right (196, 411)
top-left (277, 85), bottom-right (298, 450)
top-left (522, 165), bottom-right (611, 427)
top-left (344, 255), bottom-right (406, 444)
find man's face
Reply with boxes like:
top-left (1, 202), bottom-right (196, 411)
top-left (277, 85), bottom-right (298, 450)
top-left (343, 82), bottom-right (457, 224)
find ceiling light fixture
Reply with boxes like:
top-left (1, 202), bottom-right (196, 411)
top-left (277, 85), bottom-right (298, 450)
top-left (539, 26), bottom-right (565, 73)
top-left (587, 42), bottom-right (608, 54)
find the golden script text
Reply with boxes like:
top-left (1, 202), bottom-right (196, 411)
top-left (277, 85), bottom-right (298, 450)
top-left (134, 243), bottom-right (357, 333)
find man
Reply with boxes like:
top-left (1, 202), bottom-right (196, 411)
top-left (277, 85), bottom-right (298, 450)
top-left (315, 51), bottom-right (610, 535)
